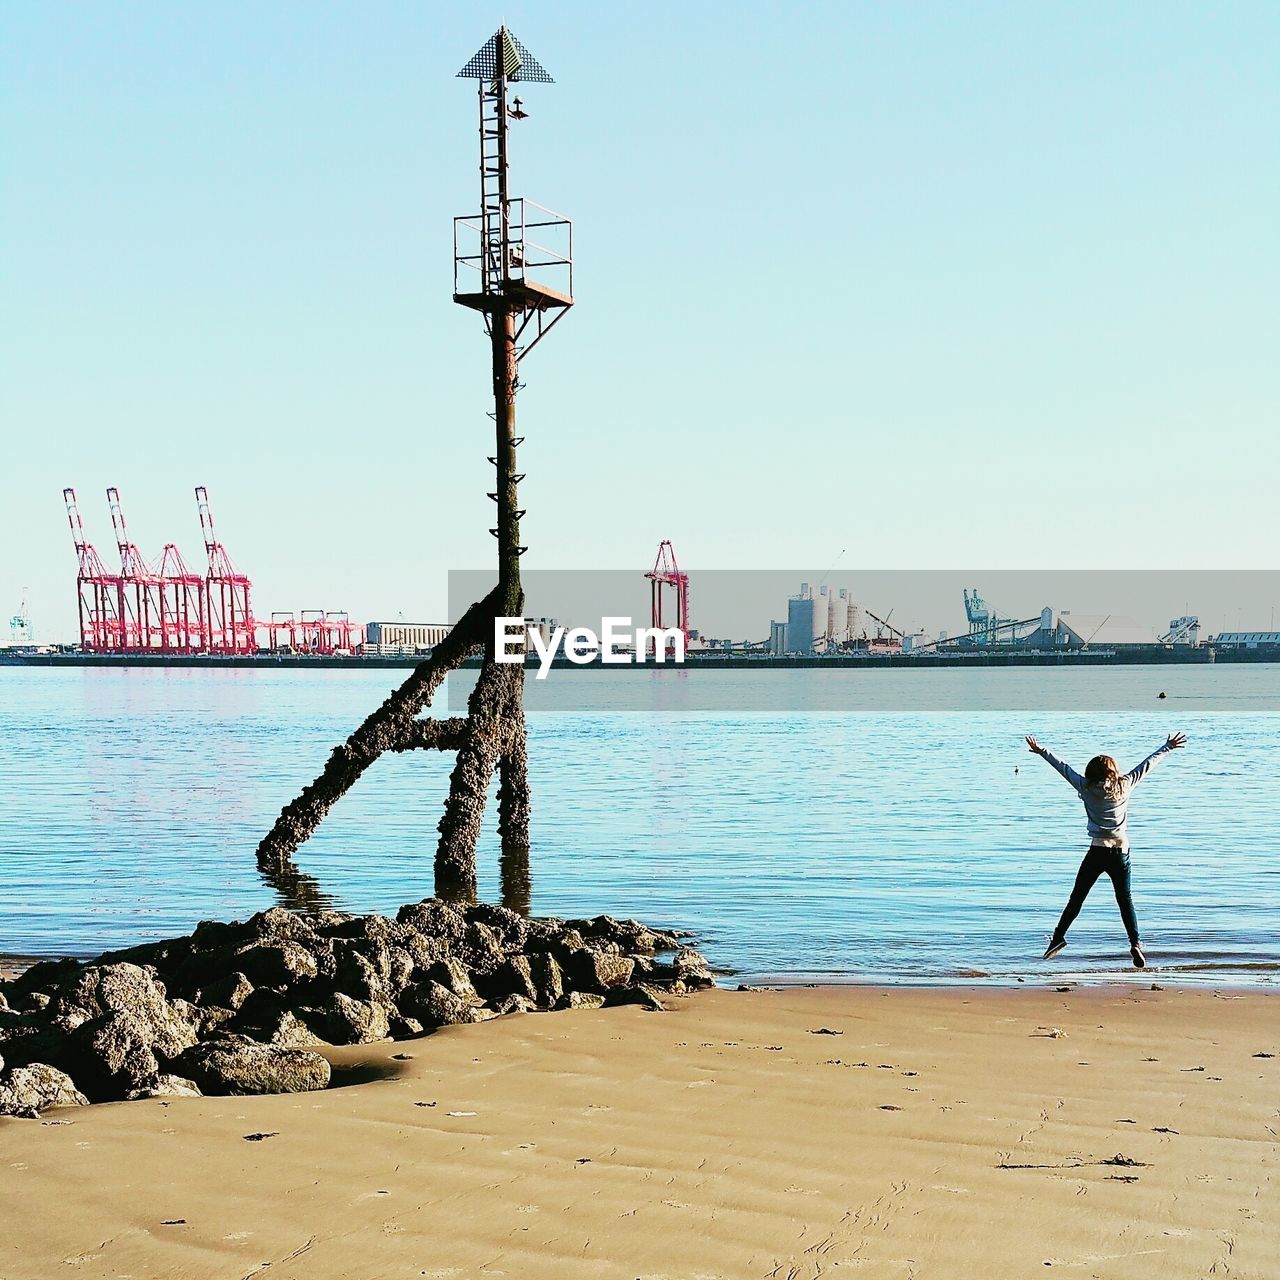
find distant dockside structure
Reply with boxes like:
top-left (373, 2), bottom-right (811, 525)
top-left (363, 621), bottom-right (452, 655)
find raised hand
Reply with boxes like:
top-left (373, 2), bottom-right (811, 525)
top-left (1166, 731), bottom-right (1187, 750)
top-left (1025, 735), bottom-right (1042, 754)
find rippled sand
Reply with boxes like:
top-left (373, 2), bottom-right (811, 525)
top-left (2, 985), bottom-right (1276, 1278)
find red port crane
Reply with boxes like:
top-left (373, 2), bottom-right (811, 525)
top-left (64, 487), bottom-right (123, 652)
top-left (195, 485), bottom-right (256, 654)
top-left (61, 484), bottom-right (361, 656)
top-left (106, 486), bottom-right (167, 651)
top-left (645, 540), bottom-right (690, 653)
top-left (156, 542), bottom-right (207, 653)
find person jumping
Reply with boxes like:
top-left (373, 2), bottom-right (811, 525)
top-left (1025, 732), bottom-right (1187, 969)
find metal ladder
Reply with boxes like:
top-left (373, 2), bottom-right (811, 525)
top-left (478, 84), bottom-right (505, 294)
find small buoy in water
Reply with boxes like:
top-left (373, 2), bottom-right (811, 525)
top-left (1014, 766), bottom-right (1020, 774)
top-left (1158, 691), bottom-right (1167, 700)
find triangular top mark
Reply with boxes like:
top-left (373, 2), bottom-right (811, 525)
top-left (457, 27), bottom-right (554, 84)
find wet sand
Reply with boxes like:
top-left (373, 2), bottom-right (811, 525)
top-left (0, 956), bottom-right (43, 982)
top-left (2, 985), bottom-right (1276, 1278)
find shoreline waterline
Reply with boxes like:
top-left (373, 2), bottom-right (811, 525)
top-left (5, 948), bottom-right (1277, 990)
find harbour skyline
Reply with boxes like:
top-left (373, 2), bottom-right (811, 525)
top-left (4, 2), bottom-right (1278, 641)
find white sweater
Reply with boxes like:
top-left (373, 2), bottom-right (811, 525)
top-left (1036, 741), bottom-right (1177, 849)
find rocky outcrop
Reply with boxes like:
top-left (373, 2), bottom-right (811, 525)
top-left (0, 1063), bottom-right (88, 1117)
top-left (173, 1039), bottom-right (331, 1096)
top-left (0, 903), bottom-right (710, 1117)
top-left (126, 1073), bottom-right (202, 1101)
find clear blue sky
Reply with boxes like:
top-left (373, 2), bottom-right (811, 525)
top-left (3, 1), bottom-right (1277, 642)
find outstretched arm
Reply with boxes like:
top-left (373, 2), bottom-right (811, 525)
top-left (1025, 735), bottom-right (1085, 791)
top-left (1123, 731), bottom-right (1186, 788)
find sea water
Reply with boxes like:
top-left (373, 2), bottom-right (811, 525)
top-left (1, 664), bottom-right (1276, 984)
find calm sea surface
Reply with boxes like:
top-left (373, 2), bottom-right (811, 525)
top-left (1, 664), bottom-right (1276, 985)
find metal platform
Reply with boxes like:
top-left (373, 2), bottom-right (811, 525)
top-left (453, 277), bottom-right (573, 313)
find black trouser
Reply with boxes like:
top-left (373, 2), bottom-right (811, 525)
top-left (1053, 845), bottom-right (1140, 946)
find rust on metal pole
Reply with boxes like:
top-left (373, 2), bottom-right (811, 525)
top-left (492, 307), bottom-right (522, 612)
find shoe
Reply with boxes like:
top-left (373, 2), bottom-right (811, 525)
top-left (1043, 937), bottom-right (1067, 960)
top-left (1130, 943), bottom-right (1146, 969)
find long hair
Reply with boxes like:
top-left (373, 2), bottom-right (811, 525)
top-left (1085, 754), bottom-right (1121, 795)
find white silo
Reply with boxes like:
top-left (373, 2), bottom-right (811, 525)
top-left (844, 590), bottom-right (860, 642)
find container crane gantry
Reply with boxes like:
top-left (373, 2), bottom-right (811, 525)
top-left (645, 540), bottom-right (690, 652)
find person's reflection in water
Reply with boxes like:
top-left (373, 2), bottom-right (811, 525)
top-left (256, 852), bottom-right (340, 913)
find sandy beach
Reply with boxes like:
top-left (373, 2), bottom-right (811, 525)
top-left (2, 983), bottom-right (1275, 1279)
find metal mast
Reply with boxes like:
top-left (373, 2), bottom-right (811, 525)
top-left (255, 28), bottom-right (574, 903)
top-left (454, 26), bottom-right (573, 612)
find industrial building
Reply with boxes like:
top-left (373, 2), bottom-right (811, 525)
top-left (925, 594), bottom-right (1203, 653)
top-left (761, 581), bottom-right (1221, 660)
top-left (1036, 610), bottom-right (1158, 648)
top-left (364, 617), bottom-right (565, 657)
top-left (1214, 631), bottom-right (1280, 649)
top-left (364, 622), bottom-right (452, 654)
top-left (774, 583), bottom-right (859, 654)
